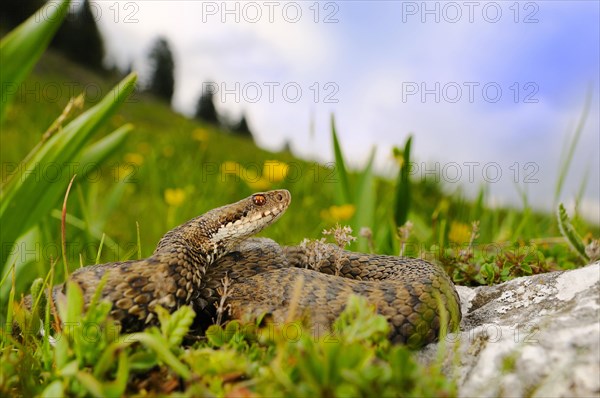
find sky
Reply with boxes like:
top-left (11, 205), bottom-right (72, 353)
top-left (91, 0), bottom-right (598, 222)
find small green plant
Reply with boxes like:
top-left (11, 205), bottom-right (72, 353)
top-left (2, 279), bottom-right (459, 397)
top-left (2, 276), bottom-right (198, 396)
top-left (252, 295), bottom-right (455, 398)
top-left (441, 220), bottom-right (557, 286)
top-left (449, 244), bottom-right (557, 286)
top-left (557, 203), bottom-right (591, 263)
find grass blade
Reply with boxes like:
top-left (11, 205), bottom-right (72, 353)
top-left (394, 135), bottom-right (413, 227)
top-left (353, 147), bottom-right (377, 251)
top-left (136, 222), bottom-right (142, 260)
top-left (3, 265), bottom-right (16, 341)
top-left (554, 88), bottom-right (592, 204)
top-left (78, 124), bottom-right (133, 180)
top-left (61, 175), bottom-right (77, 276)
top-left (95, 234), bottom-right (106, 265)
top-left (557, 203), bottom-right (589, 263)
top-left (0, 0), bottom-right (70, 123)
top-left (330, 114), bottom-right (351, 204)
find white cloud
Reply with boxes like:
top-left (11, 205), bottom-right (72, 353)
top-left (92, 1), bottom-right (598, 221)
top-left (97, 2), bottom-right (336, 113)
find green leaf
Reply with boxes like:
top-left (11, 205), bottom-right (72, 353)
top-left (29, 277), bottom-right (46, 320)
top-left (58, 281), bottom-right (84, 331)
top-left (54, 335), bottom-right (70, 370)
top-left (126, 332), bottom-right (191, 380)
top-left (330, 114), bottom-right (351, 204)
top-left (76, 371), bottom-right (105, 398)
top-left (520, 263), bottom-right (533, 275)
top-left (41, 380), bottom-right (64, 398)
top-left (4, 265), bottom-right (16, 338)
top-left (0, 73), bottom-right (137, 272)
top-left (94, 341), bottom-right (125, 377)
top-left (0, 0), bottom-right (71, 123)
top-left (206, 324), bottom-right (227, 347)
top-left (78, 124), bottom-right (133, 180)
top-left (128, 350), bottom-right (158, 371)
top-left (159, 305), bottom-right (195, 348)
top-left (0, 226), bottom-right (49, 301)
top-left (353, 147), bottom-right (376, 252)
top-left (333, 295), bottom-right (389, 344)
top-left (103, 351), bottom-right (129, 397)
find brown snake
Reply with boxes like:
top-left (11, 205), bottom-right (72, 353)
top-left (28, 190), bottom-right (461, 346)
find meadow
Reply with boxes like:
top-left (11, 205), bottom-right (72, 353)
top-left (1, 2), bottom-right (597, 396)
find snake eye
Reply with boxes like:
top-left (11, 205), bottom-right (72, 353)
top-left (252, 194), bottom-right (266, 206)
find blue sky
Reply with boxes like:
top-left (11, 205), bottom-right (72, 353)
top-left (95, 1), bottom-right (599, 222)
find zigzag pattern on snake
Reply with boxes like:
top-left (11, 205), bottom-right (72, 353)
top-left (26, 190), bottom-right (461, 346)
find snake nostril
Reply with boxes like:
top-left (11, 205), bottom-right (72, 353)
top-left (277, 193), bottom-right (283, 201)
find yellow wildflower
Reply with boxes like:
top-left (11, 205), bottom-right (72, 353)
top-left (115, 163), bottom-right (135, 182)
top-left (263, 160), bottom-right (289, 182)
top-left (449, 221), bottom-right (471, 244)
top-left (244, 177), bottom-right (272, 191)
top-left (320, 204), bottom-right (356, 222)
top-left (241, 165), bottom-right (271, 190)
top-left (192, 128), bottom-right (210, 142)
top-left (124, 152), bottom-right (144, 166)
top-left (164, 188), bottom-right (186, 207)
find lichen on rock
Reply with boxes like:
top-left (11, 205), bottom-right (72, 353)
top-left (418, 262), bottom-right (600, 398)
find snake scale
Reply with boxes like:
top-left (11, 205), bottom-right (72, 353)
top-left (28, 190), bottom-right (461, 346)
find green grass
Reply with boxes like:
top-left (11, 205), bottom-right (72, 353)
top-left (3, 286), bottom-right (456, 397)
top-left (1, 2), bottom-right (598, 395)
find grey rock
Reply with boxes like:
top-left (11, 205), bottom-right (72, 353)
top-left (419, 262), bottom-right (600, 398)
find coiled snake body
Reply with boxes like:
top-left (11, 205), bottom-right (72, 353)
top-left (32, 190), bottom-right (461, 346)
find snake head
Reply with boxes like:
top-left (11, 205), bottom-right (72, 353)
top-left (155, 189), bottom-right (291, 262)
top-left (203, 189), bottom-right (291, 258)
